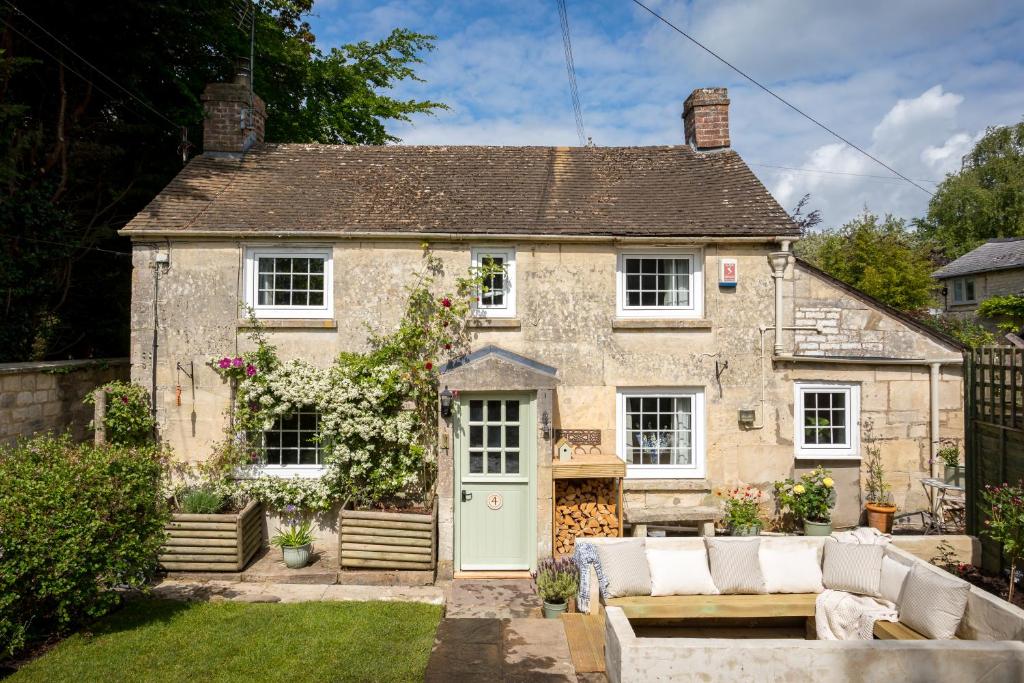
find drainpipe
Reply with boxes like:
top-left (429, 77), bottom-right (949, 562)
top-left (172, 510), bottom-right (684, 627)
top-left (929, 362), bottom-right (941, 479)
top-left (768, 241), bottom-right (792, 356)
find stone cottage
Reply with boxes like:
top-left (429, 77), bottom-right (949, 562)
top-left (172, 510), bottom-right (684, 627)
top-left (933, 236), bottom-right (1024, 332)
top-left (121, 77), bottom-right (964, 578)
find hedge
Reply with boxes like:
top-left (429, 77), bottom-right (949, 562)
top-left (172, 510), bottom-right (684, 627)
top-left (0, 434), bottom-right (169, 659)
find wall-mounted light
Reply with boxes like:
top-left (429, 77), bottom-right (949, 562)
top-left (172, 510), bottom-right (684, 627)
top-left (738, 409), bottom-right (756, 428)
top-left (439, 386), bottom-right (453, 418)
top-left (540, 410), bottom-right (551, 440)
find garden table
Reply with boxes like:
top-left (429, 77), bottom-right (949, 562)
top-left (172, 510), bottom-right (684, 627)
top-left (919, 477), bottom-right (965, 533)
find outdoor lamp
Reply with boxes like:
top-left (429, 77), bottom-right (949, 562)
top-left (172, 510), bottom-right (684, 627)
top-left (439, 386), bottom-right (453, 418)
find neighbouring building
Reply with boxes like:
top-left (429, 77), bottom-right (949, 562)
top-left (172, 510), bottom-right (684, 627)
top-left (122, 77), bottom-right (965, 578)
top-left (933, 237), bottom-right (1024, 328)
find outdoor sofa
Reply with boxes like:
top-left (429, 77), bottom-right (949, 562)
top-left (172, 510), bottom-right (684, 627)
top-left (575, 534), bottom-right (1024, 683)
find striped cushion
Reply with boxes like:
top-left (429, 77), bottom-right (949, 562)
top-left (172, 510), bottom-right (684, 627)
top-left (898, 564), bottom-right (970, 639)
top-left (594, 540), bottom-right (652, 598)
top-left (705, 538), bottom-right (766, 594)
top-left (822, 541), bottom-right (884, 596)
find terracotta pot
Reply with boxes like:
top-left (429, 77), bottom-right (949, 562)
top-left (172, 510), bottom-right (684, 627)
top-left (865, 502), bottom-right (897, 534)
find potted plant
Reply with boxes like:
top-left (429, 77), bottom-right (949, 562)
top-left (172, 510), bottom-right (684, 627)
top-left (532, 557), bottom-right (580, 619)
top-left (271, 505), bottom-right (315, 569)
top-left (863, 437), bottom-right (896, 533)
top-left (774, 466), bottom-right (836, 536)
top-left (937, 444), bottom-right (965, 487)
top-left (980, 481), bottom-right (1024, 603)
top-left (716, 484), bottom-right (765, 536)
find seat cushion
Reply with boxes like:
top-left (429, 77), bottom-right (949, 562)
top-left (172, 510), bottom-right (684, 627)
top-left (879, 556), bottom-right (911, 604)
top-left (646, 547), bottom-right (719, 596)
top-left (760, 543), bottom-right (823, 593)
top-left (898, 564), bottom-right (971, 639)
top-left (706, 538), bottom-right (766, 594)
top-left (594, 539), bottom-right (652, 598)
top-left (821, 541), bottom-right (884, 597)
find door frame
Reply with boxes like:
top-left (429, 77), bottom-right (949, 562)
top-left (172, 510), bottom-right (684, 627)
top-left (453, 391), bottom-right (538, 572)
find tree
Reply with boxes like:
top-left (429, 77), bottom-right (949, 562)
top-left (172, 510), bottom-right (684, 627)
top-left (0, 1), bottom-right (444, 361)
top-left (795, 211), bottom-right (938, 312)
top-left (918, 121), bottom-right (1024, 259)
top-left (789, 193), bottom-right (822, 234)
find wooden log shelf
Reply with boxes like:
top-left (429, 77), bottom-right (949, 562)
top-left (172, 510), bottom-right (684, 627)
top-left (552, 454), bottom-right (626, 557)
top-left (160, 500), bottom-right (263, 572)
top-left (339, 501), bottom-right (437, 571)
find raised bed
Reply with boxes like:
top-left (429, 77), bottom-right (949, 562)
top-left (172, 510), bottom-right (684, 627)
top-left (339, 501), bottom-right (436, 571)
top-left (160, 499), bottom-right (264, 572)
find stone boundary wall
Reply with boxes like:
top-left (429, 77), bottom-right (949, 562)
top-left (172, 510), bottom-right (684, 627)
top-left (0, 359), bottom-right (130, 444)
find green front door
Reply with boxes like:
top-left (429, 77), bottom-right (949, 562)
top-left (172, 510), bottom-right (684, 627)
top-left (455, 393), bottom-right (536, 571)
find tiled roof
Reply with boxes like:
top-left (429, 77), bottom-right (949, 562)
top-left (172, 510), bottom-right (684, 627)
top-left (933, 237), bottom-right (1024, 279)
top-left (122, 144), bottom-right (798, 237)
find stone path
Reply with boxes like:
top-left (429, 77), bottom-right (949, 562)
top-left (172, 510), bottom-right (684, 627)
top-left (151, 578), bottom-right (444, 605)
top-left (424, 579), bottom-right (580, 682)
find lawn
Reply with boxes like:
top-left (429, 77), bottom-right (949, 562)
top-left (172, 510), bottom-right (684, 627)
top-left (8, 599), bottom-right (442, 683)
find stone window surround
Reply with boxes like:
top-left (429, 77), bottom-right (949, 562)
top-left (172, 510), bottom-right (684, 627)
top-left (616, 387), bottom-right (707, 479)
top-left (793, 381), bottom-right (861, 460)
top-left (470, 246), bottom-right (517, 318)
top-left (243, 245), bottom-right (334, 320)
top-left (951, 276), bottom-right (976, 304)
top-left (615, 248), bottom-right (705, 320)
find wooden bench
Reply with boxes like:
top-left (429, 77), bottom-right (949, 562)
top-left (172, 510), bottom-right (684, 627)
top-left (871, 620), bottom-right (950, 641)
top-left (625, 505), bottom-right (721, 538)
top-left (606, 593), bottom-right (818, 620)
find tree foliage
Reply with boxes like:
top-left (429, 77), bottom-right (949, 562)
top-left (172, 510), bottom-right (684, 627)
top-left (918, 121), bottom-right (1024, 258)
top-left (0, 1), bottom-right (443, 362)
top-left (795, 211), bottom-right (937, 312)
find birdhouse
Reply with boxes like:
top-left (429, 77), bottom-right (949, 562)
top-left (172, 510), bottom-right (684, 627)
top-left (555, 438), bottom-right (573, 462)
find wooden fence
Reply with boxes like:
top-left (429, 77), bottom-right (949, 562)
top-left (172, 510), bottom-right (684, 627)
top-left (965, 346), bottom-right (1024, 573)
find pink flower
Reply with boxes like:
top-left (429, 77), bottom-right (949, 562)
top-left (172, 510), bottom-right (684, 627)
top-left (246, 364), bottom-right (257, 377)
top-left (444, 343), bottom-right (452, 350)
top-left (424, 361), bottom-right (434, 371)
top-left (218, 357), bottom-right (231, 369)
top-left (120, 396), bottom-right (129, 405)
top-left (232, 357), bottom-right (244, 367)
top-left (440, 297), bottom-right (452, 308)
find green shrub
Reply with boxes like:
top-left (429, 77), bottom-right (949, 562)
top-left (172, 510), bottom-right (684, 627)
top-left (0, 434), bottom-right (169, 659)
top-left (178, 488), bottom-right (225, 515)
top-left (83, 380), bottom-right (156, 445)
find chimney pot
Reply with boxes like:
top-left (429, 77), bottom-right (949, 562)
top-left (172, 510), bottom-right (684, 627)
top-left (683, 87), bottom-right (730, 151)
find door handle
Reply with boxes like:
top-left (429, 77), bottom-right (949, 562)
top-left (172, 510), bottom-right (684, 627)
top-left (461, 490), bottom-right (473, 502)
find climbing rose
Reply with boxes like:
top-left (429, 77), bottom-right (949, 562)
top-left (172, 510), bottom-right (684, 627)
top-left (793, 484), bottom-right (806, 494)
top-left (218, 357), bottom-right (232, 369)
top-left (232, 357), bottom-right (244, 367)
top-left (822, 477), bottom-right (834, 488)
top-left (246, 364), bottom-right (257, 377)
top-left (440, 297), bottom-right (452, 308)
top-left (444, 343), bottom-right (452, 350)
top-left (120, 396), bottom-right (129, 405)
top-left (424, 361), bottom-right (434, 371)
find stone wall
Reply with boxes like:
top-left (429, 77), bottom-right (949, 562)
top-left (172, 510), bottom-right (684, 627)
top-left (0, 359), bottom-right (130, 444)
top-left (941, 267), bottom-right (1024, 326)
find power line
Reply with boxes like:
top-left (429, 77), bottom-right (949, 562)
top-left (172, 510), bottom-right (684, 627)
top-left (0, 233), bottom-right (132, 257)
top-left (749, 162), bottom-right (941, 184)
top-left (2, 1), bottom-right (180, 132)
top-left (628, 0), bottom-right (934, 196)
top-left (556, 0), bottom-right (587, 146)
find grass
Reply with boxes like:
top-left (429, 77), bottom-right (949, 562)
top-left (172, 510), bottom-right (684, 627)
top-left (8, 599), bottom-right (442, 683)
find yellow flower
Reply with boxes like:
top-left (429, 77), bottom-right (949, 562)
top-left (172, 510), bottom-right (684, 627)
top-left (793, 484), bottom-right (805, 494)
top-left (823, 477), bottom-right (834, 488)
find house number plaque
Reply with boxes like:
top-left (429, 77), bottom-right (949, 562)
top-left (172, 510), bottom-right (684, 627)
top-left (486, 493), bottom-right (503, 510)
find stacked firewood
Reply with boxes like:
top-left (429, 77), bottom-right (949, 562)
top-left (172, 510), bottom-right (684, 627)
top-left (554, 479), bottom-right (620, 556)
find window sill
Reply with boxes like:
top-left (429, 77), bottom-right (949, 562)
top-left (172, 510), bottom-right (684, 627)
top-left (466, 317), bottom-right (521, 329)
top-left (237, 318), bottom-right (337, 330)
top-left (794, 453), bottom-right (860, 461)
top-left (233, 466), bottom-right (326, 479)
top-left (623, 479), bottom-right (710, 492)
top-left (612, 318), bottom-right (712, 330)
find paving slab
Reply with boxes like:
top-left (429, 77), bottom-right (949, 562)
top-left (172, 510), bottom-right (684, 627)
top-left (446, 579), bottom-right (541, 618)
top-left (240, 547), bottom-right (338, 584)
top-left (503, 618), bottom-right (576, 682)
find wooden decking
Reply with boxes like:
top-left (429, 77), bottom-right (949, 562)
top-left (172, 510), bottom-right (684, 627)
top-left (561, 613), bottom-right (606, 673)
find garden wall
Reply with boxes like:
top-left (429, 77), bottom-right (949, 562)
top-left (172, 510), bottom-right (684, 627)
top-left (0, 359), bottom-right (129, 445)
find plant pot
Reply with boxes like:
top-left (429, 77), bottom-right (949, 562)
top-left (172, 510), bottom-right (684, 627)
top-left (729, 524), bottom-right (762, 537)
top-left (865, 502), bottom-right (897, 534)
top-left (542, 600), bottom-right (568, 619)
top-left (944, 465), bottom-right (965, 487)
top-left (282, 543), bottom-right (312, 569)
top-left (803, 520), bottom-right (832, 536)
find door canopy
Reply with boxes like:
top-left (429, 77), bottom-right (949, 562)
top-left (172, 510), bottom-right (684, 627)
top-left (440, 345), bottom-right (558, 392)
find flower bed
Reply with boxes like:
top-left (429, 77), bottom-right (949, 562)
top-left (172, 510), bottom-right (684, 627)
top-left (160, 500), bottom-right (263, 572)
top-left (339, 501), bottom-right (436, 571)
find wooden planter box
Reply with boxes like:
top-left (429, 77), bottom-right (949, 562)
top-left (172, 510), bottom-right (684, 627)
top-left (160, 500), bottom-right (264, 572)
top-left (339, 501), bottom-right (436, 571)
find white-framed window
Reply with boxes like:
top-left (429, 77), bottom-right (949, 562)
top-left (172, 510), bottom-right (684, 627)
top-left (471, 247), bottom-right (516, 318)
top-left (951, 277), bottom-right (976, 304)
top-left (616, 250), bottom-right (703, 318)
top-left (616, 388), bottom-right (705, 479)
top-left (259, 409), bottom-right (324, 475)
top-left (244, 247), bottom-right (333, 319)
top-left (794, 382), bottom-right (861, 459)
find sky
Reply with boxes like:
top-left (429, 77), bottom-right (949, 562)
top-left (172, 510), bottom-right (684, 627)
top-left (307, 0), bottom-right (1024, 230)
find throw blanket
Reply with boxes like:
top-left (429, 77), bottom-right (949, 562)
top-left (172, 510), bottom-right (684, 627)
top-left (815, 589), bottom-right (898, 640)
top-left (572, 541), bottom-right (609, 613)
top-left (831, 527), bottom-right (891, 546)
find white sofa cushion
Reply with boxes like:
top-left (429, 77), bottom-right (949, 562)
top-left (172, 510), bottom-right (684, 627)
top-left (706, 538), bottom-right (766, 594)
top-left (899, 564), bottom-right (971, 639)
top-left (879, 556), bottom-right (910, 604)
top-left (595, 539), bottom-right (652, 598)
top-left (646, 547), bottom-right (719, 596)
top-left (822, 541), bottom-right (884, 597)
top-left (760, 543), bottom-right (824, 593)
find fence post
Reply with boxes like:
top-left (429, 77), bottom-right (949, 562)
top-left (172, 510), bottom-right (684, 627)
top-left (93, 388), bottom-right (107, 446)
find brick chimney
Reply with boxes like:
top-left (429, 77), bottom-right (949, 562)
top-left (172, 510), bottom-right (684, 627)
top-left (201, 64), bottom-right (266, 154)
top-left (683, 87), bottom-right (730, 151)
